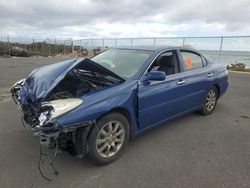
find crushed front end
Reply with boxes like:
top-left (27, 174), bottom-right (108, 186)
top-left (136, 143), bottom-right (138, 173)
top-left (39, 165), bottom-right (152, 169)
top-left (10, 78), bottom-right (94, 158)
top-left (10, 58), bottom-right (124, 159)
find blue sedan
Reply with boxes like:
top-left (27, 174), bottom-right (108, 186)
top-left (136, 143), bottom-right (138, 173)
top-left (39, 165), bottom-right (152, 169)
top-left (11, 46), bottom-right (228, 165)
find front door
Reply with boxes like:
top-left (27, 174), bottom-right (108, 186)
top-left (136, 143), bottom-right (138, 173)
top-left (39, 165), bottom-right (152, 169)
top-left (138, 73), bottom-right (189, 130)
top-left (138, 50), bottom-right (187, 130)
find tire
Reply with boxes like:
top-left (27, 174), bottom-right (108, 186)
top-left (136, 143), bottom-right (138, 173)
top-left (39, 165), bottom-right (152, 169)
top-left (200, 86), bottom-right (218, 115)
top-left (86, 112), bottom-right (130, 165)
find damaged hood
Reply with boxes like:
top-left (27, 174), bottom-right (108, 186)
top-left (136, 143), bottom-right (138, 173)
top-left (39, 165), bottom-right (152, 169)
top-left (20, 58), bottom-right (124, 105)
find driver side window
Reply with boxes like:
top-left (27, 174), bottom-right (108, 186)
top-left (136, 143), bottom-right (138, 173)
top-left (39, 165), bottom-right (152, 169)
top-left (148, 50), bottom-right (180, 76)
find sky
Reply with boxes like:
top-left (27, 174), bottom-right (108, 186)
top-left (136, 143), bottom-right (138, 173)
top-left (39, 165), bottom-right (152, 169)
top-left (0, 0), bottom-right (250, 39)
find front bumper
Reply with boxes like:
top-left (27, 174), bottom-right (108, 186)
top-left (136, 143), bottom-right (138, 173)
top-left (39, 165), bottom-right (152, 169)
top-left (33, 122), bottom-right (93, 158)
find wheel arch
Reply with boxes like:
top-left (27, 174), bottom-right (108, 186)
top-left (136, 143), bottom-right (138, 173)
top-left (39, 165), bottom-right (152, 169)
top-left (74, 107), bottom-right (133, 158)
top-left (96, 107), bottom-right (133, 138)
top-left (214, 84), bottom-right (221, 98)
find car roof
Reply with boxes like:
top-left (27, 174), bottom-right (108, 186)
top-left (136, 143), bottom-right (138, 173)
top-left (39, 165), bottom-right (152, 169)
top-left (116, 46), bottom-right (196, 53)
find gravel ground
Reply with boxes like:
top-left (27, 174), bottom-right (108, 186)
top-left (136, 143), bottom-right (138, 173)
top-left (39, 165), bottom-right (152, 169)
top-left (0, 57), bottom-right (250, 188)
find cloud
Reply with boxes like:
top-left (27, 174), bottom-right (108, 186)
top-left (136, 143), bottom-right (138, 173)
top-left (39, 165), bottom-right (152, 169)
top-left (0, 0), bottom-right (249, 37)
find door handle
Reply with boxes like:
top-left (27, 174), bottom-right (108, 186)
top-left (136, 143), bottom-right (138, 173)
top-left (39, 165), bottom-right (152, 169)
top-left (207, 73), bottom-right (213, 78)
top-left (177, 80), bottom-right (186, 85)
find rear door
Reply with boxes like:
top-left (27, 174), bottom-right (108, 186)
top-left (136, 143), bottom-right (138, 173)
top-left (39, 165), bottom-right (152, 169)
top-left (176, 50), bottom-right (214, 112)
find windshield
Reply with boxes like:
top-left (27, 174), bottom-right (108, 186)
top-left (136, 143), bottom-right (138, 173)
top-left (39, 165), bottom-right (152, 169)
top-left (91, 49), bottom-right (152, 79)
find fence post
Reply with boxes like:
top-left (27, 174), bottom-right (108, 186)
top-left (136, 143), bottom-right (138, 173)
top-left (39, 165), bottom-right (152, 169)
top-left (153, 38), bottom-right (156, 46)
top-left (7, 35), bottom-right (10, 56)
top-left (115, 38), bottom-right (117, 48)
top-left (55, 39), bottom-right (58, 55)
top-left (219, 37), bottom-right (224, 62)
top-left (91, 39), bottom-right (94, 49)
top-left (103, 38), bottom-right (105, 48)
top-left (57, 40), bottom-right (59, 55)
top-left (64, 41), bottom-right (65, 54)
top-left (32, 37), bottom-right (34, 51)
top-left (48, 39), bottom-right (51, 56)
top-left (42, 41), bottom-right (44, 54)
top-left (35, 38), bottom-right (37, 52)
top-left (71, 39), bottom-right (74, 54)
top-left (79, 40), bottom-right (82, 56)
top-left (182, 37), bottom-right (186, 46)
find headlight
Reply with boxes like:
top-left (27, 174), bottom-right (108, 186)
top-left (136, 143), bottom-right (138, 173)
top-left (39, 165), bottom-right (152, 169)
top-left (38, 98), bottom-right (83, 127)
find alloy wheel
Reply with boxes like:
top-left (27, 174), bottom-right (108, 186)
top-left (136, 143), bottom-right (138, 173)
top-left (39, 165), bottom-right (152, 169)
top-left (206, 89), bottom-right (217, 111)
top-left (96, 121), bottom-right (125, 158)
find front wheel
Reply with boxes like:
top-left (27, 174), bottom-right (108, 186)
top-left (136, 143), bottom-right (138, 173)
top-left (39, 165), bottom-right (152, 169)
top-left (200, 86), bottom-right (218, 115)
top-left (86, 113), bottom-right (130, 165)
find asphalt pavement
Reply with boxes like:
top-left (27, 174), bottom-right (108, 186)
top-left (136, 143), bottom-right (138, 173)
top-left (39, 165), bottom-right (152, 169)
top-left (0, 57), bottom-right (250, 188)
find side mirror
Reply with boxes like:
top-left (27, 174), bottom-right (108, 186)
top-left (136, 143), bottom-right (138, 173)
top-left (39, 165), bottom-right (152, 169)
top-left (146, 71), bottom-right (166, 81)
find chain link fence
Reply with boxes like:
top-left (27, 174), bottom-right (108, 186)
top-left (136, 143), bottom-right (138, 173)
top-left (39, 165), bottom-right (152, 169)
top-left (74, 36), bottom-right (250, 67)
top-left (0, 34), bottom-right (73, 57)
top-left (1, 34), bottom-right (250, 67)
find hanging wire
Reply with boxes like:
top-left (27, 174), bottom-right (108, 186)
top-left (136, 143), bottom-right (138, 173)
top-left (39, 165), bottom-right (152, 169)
top-left (38, 138), bottom-right (59, 182)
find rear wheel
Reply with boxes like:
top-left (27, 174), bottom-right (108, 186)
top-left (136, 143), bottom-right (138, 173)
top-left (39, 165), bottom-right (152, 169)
top-left (200, 86), bottom-right (218, 115)
top-left (86, 113), bottom-right (130, 165)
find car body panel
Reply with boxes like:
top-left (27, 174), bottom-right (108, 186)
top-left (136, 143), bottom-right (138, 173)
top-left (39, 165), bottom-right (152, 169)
top-left (138, 73), bottom-right (187, 129)
top-left (20, 58), bottom-right (78, 105)
top-left (56, 80), bottom-right (139, 134)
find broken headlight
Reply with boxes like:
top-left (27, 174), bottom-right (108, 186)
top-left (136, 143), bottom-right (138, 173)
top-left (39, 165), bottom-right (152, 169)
top-left (11, 78), bottom-right (26, 105)
top-left (38, 98), bottom-right (83, 127)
